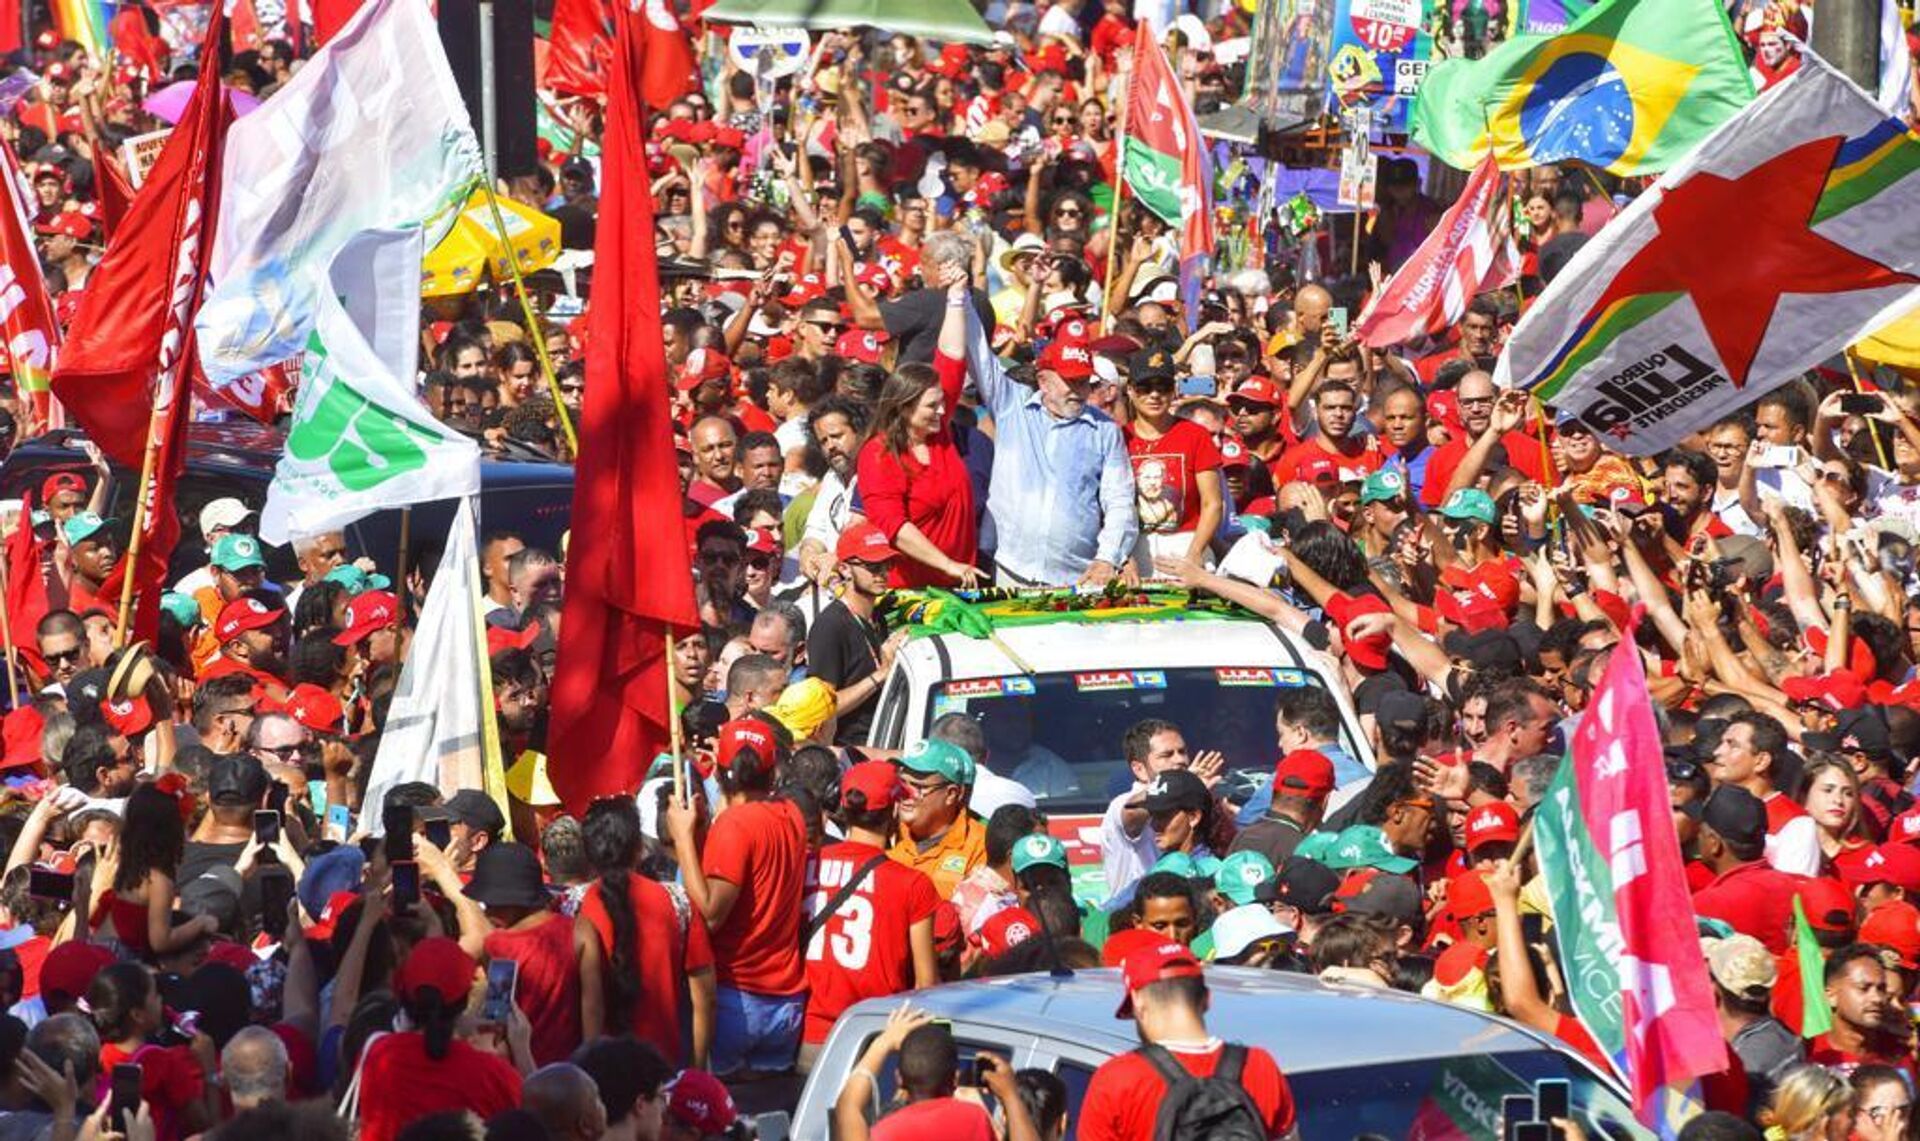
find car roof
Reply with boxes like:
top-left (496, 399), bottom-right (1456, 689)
top-left (916, 614), bottom-right (1318, 678)
top-left (13, 425), bottom-right (573, 485)
top-left (836, 967), bottom-right (1560, 1071)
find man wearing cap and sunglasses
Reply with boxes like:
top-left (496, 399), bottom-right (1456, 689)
top-left (807, 522), bottom-right (909, 747)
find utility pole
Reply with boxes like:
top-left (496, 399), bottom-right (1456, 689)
top-left (1810, 0), bottom-right (1880, 91)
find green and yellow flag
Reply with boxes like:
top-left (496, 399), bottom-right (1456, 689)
top-left (1793, 897), bottom-right (1835, 1038)
top-left (1410, 0), bottom-right (1752, 176)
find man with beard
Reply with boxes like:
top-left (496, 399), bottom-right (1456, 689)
top-left (1663, 448), bottom-right (1733, 547)
top-left (61, 512), bottom-right (117, 612)
top-left (1809, 945), bottom-right (1916, 1080)
top-left (202, 591), bottom-right (292, 701)
top-left (1419, 372), bottom-right (1548, 507)
top-left (493, 648), bottom-right (548, 759)
top-left (795, 396), bottom-right (869, 583)
top-left (61, 722), bottom-right (136, 803)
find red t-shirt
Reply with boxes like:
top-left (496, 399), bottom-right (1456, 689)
top-left (1270, 435), bottom-right (1384, 488)
top-left (482, 911), bottom-right (580, 1066)
top-left (1125, 419), bottom-right (1223, 537)
top-left (1807, 1033), bottom-right (1920, 1083)
top-left (1692, 861), bottom-right (1801, 953)
top-left (802, 840), bottom-right (940, 1044)
top-left (703, 798), bottom-right (809, 995)
top-left (355, 1032), bottom-right (523, 1141)
top-left (1078, 1041), bottom-right (1297, 1141)
top-left (856, 353), bottom-right (977, 589)
top-left (98, 1042), bottom-right (202, 1141)
top-left (1420, 432), bottom-right (1550, 507)
top-left (579, 873), bottom-right (716, 1065)
top-left (872, 1097), bottom-right (996, 1140)
top-left (1764, 792), bottom-right (1808, 834)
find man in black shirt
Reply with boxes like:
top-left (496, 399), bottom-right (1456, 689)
top-left (1229, 750), bottom-right (1333, 867)
top-left (806, 522), bottom-right (908, 747)
top-left (845, 230), bottom-right (993, 363)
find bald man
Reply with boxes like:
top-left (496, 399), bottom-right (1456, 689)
top-left (524, 1063), bottom-right (610, 1141)
top-left (1292, 283), bottom-right (1332, 339)
top-left (688, 416), bottom-right (741, 508)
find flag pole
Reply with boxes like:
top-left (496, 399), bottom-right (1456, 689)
top-left (1845, 350), bottom-right (1893, 470)
top-left (1101, 38), bottom-right (1134, 333)
top-left (0, 546), bottom-right (20, 705)
top-left (478, 181), bottom-right (580, 456)
top-left (114, 382), bottom-right (169, 647)
top-left (667, 628), bottom-right (687, 806)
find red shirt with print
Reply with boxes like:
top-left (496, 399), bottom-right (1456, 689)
top-left (802, 840), bottom-right (940, 1044)
top-left (1078, 1041), bottom-right (1297, 1141)
top-left (1271, 435), bottom-right (1384, 488)
top-left (703, 798), bottom-right (809, 995)
top-left (579, 872), bottom-right (715, 1065)
top-left (1125, 419), bottom-right (1223, 537)
top-left (482, 911), bottom-right (580, 1066)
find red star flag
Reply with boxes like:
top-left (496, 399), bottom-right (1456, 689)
top-left (1497, 55), bottom-right (1920, 454)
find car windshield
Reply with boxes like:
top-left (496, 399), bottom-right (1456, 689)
top-left (925, 666), bottom-right (1352, 816)
top-left (1285, 1051), bottom-right (1646, 1141)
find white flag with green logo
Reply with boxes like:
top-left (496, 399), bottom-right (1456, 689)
top-left (259, 228), bottom-right (481, 545)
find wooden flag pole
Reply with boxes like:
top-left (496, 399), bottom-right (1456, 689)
top-left (0, 542), bottom-right (20, 705)
top-left (666, 628), bottom-right (687, 807)
top-left (1100, 46), bottom-right (1133, 333)
top-left (114, 381), bottom-right (171, 647)
top-left (1845, 350), bottom-right (1894, 471)
top-left (479, 181), bottom-right (579, 456)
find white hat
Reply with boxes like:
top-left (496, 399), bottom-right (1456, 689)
top-left (1211, 904), bottom-right (1292, 961)
top-left (199, 497), bottom-right (253, 537)
top-left (997, 233), bottom-right (1047, 275)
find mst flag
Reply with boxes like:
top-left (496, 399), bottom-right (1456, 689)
top-left (1124, 26), bottom-right (1213, 314)
top-left (1532, 632), bottom-right (1724, 1118)
top-left (259, 229), bottom-right (480, 545)
top-left (0, 142), bottom-right (61, 431)
top-left (1499, 58), bottom-right (1920, 455)
top-left (1411, 0), bottom-right (1751, 175)
top-left (548, 0), bottom-right (700, 813)
top-left (362, 497), bottom-right (505, 831)
top-left (1355, 154), bottom-right (1517, 347)
top-left (196, 0), bottom-right (482, 387)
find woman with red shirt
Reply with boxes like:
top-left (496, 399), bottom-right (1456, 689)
top-left (87, 961), bottom-right (219, 1141)
top-left (855, 287), bottom-right (980, 588)
top-left (1124, 360), bottom-right (1224, 568)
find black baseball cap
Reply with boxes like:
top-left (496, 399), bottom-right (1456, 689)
top-left (446, 789), bottom-right (506, 838)
top-left (1806, 706), bottom-right (1895, 763)
top-left (1256, 856), bottom-right (1341, 915)
top-left (1143, 769), bottom-right (1209, 814)
top-left (1700, 786), bottom-right (1767, 850)
top-left (207, 754), bottom-right (270, 807)
top-left (1443, 630), bottom-right (1522, 671)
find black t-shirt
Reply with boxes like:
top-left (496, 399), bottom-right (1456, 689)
top-left (880, 287), bottom-right (995, 364)
top-left (807, 600), bottom-right (884, 746)
top-left (178, 840), bottom-right (261, 926)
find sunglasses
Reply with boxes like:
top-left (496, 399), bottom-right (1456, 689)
top-left (1132, 379), bottom-right (1176, 396)
top-left (1055, 206), bottom-right (1084, 217)
top-left (808, 320), bottom-right (846, 333)
top-left (43, 648), bottom-right (82, 666)
top-left (746, 553), bottom-right (777, 570)
top-left (1666, 759), bottom-right (1701, 783)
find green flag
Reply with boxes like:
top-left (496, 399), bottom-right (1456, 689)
top-left (1793, 897), bottom-right (1835, 1038)
top-left (1409, 0), bottom-right (1751, 175)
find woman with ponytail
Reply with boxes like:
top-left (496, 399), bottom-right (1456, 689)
top-left (575, 796), bottom-right (717, 1067)
top-left (87, 961), bottom-right (220, 1141)
top-left (353, 937), bottom-right (523, 1141)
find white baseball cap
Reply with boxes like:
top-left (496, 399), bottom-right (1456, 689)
top-left (199, 497), bottom-right (254, 536)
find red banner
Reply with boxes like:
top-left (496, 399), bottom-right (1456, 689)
top-left (0, 143), bottom-right (62, 434)
top-left (1356, 153), bottom-right (1517, 348)
top-left (545, 0), bottom-right (611, 97)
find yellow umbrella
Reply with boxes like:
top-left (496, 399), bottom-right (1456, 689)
top-left (421, 189), bottom-right (562, 297)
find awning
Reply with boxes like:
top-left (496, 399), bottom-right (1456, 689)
top-left (702, 0), bottom-right (994, 45)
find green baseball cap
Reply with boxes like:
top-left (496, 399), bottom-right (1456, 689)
top-left (1437, 488), bottom-right (1496, 526)
top-left (159, 592), bottom-right (202, 630)
top-left (900, 737), bottom-right (976, 786)
top-left (1150, 851), bottom-right (1222, 882)
top-left (1214, 851), bottom-right (1276, 906)
top-left (1292, 831), bottom-right (1340, 864)
top-left (1324, 824), bottom-right (1418, 874)
top-left (1010, 834), bottom-right (1069, 875)
top-left (211, 533), bottom-right (266, 571)
top-left (324, 564), bottom-right (394, 594)
top-left (62, 511), bottom-right (112, 546)
top-left (1359, 469), bottom-right (1408, 505)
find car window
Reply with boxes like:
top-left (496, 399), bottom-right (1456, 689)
top-left (851, 1033), bottom-right (1016, 1117)
top-left (922, 666), bottom-right (1347, 815)
top-left (1052, 1061), bottom-right (1096, 1132)
top-left (1282, 1051), bottom-right (1646, 1141)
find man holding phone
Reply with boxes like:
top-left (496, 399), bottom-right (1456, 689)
top-left (832, 1006), bottom-right (1039, 1141)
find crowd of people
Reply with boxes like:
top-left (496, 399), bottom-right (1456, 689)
top-left (0, 2), bottom-right (1919, 1141)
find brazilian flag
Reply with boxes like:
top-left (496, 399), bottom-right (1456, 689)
top-left (1411, 0), bottom-right (1752, 176)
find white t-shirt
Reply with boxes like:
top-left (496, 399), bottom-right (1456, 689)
top-left (1100, 783), bottom-right (1157, 901)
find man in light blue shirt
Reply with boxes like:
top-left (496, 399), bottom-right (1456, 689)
top-left (960, 300), bottom-right (1138, 586)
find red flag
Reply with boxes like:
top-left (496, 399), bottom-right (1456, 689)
top-left (548, 0), bottom-right (699, 812)
top-left (1355, 153), bottom-right (1518, 348)
top-left (96, 154), bottom-right (134, 240)
top-left (1122, 25), bottom-right (1213, 316)
top-left (546, 0), bottom-right (611, 97)
top-left (311, 0), bottom-right (362, 46)
top-left (53, 11), bottom-right (229, 643)
top-left (637, 0), bottom-right (698, 109)
top-left (6, 493), bottom-right (49, 681)
top-left (0, 142), bottom-right (63, 435)
top-left (109, 7), bottom-right (167, 84)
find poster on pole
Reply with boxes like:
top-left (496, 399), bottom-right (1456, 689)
top-left (1337, 108), bottom-right (1378, 208)
top-left (120, 129), bottom-right (173, 189)
top-left (1325, 0), bottom-right (1433, 131)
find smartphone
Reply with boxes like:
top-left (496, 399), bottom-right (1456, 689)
top-left (423, 812), bottom-right (452, 852)
top-left (839, 224), bottom-right (857, 251)
top-left (326, 804), bottom-right (352, 844)
top-left (308, 779), bottom-right (328, 815)
top-left (1535, 1078), bottom-right (1571, 1123)
top-left (1840, 392), bottom-right (1883, 415)
top-left (391, 860), bottom-right (420, 909)
top-left (110, 1063), bottom-right (141, 1131)
top-left (259, 866), bottom-right (294, 939)
top-left (1500, 1094), bottom-right (1536, 1141)
top-left (967, 1056), bottom-right (990, 1088)
top-left (264, 781), bottom-right (289, 816)
top-left (27, 867), bottom-right (73, 903)
top-left (1329, 306), bottom-right (1349, 337)
top-left (253, 809), bottom-right (281, 848)
top-left (1751, 444), bottom-right (1804, 469)
top-left (1515, 1124), bottom-right (1552, 1141)
top-left (482, 958), bottom-right (519, 1023)
top-left (383, 805), bottom-right (413, 865)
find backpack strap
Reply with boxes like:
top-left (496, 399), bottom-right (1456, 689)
top-left (1135, 1043), bottom-right (1196, 1091)
top-left (801, 852), bottom-right (892, 946)
top-left (1215, 1043), bottom-right (1249, 1084)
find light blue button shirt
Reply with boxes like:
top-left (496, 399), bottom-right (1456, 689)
top-left (963, 308), bottom-right (1137, 585)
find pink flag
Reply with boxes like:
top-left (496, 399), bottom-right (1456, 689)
top-left (1355, 153), bottom-right (1516, 348)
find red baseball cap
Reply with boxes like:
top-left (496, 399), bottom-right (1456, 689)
top-left (1436, 586), bottom-right (1509, 634)
top-left (40, 472), bottom-right (85, 501)
top-left (1036, 338), bottom-right (1094, 381)
top-left (285, 684), bottom-right (347, 735)
top-left (1796, 876), bottom-right (1858, 937)
top-left (101, 694), bottom-right (155, 738)
top-left (394, 937), bottom-right (476, 1005)
top-left (779, 273), bottom-right (826, 308)
top-left (1323, 591), bottom-right (1391, 672)
top-left (835, 521), bottom-right (899, 564)
top-left (1892, 808), bottom-right (1920, 845)
top-left (40, 940), bottom-right (114, 1001)
top-left (1433, 939), bottom-right (1489, 986)
top-left (980, 906), bottom-right (1042, 958)
top-left (1782, 672), bottom-right (1870, 711)
top-left (215, 597), bottom-right (286, 643)
top-left (1841, 843), bottom-right (1920, 894)
top-left (1272, 749), bottom-right (1334, 801)
top-left (676, 347), bottom-right (732, 391)
top-left (1228, 377), bottom-right (1282, 408)
top-left (33, 211), bottom-right (91, 240)
top-left (842, 760), bottom-right (904, 810)
top-left (834, 328), bottom-right (888, 364)
top-left (716, 718), bottom-right (782, 779)
top-left (1449, 870), bottom-right (1496, 919)
top-left (1100, 926), bottom-right (1165, 969)
top-left (666, 1070), bottom-right (738, 1134)
top-left (1115, 940), bottom-right (1204, 1017)
top-left (854, 263), bottom-right (895, 295)
top-left (333, 591), bottom-right (400, 647)
top-left (1465, 802), bottom-right (1521, 853)
top-left (1862, 900), bottom-right (1920, 969)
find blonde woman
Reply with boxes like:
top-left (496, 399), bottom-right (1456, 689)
top-left (1763, 1065), bottom-right (1854, 1141)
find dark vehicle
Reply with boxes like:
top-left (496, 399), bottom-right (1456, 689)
top-left (0, 424), bottom-right (573, 585)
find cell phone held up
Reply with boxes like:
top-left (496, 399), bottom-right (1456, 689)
top-left (391, 860), bottom-right (421, 911)
top-left (482, 958), bottom-right (519, 1024)
top-left (110, 1063), bottom-right (141, 1132)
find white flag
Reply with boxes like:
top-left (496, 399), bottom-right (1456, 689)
top-left (259, 228), bottom-right (480, 544)
top-left (363, 497), bottom-right (499, 829)
top-left (195, 0), bottom-right (482, 386)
